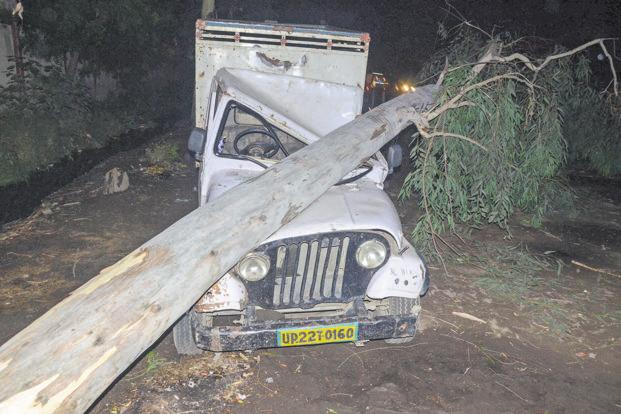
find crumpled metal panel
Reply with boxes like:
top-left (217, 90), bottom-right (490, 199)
top-left (194, 273), bottom-right (247, 312)
top-left (194, 19), bottom-right (369, 130)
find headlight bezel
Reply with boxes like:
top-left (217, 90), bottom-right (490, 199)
top-left (235, 252), bottom-right (271, 282)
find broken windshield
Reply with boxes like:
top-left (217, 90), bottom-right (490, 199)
top-left (214, 100), bottom-right (375, 184)
top-left (215, 102), bottom-right (305, 162)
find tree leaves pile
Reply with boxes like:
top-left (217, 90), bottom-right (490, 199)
top-left (400, 28), bottom-right (619, 251)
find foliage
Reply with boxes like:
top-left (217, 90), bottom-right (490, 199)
top-left (400, 28), bottom-right (618, 251)
top-left (463, 243), bottom-right (571, 335)
top-left (0, 0), bottom-right (197, 187)
top-left (0, 58), bottom-right (91, 117)
top-left (14, 0), bottom-right (196, 123)
top-left (557, 56), bottom-right (621, 176)
top-left (143, 141), bottom-right (181, 177)
top-left (22, 0), bottom-right (194, 80)
top-left (146, 142), bottom-right (179, 165)
top-left (0, 59), bottom-right (136, 186)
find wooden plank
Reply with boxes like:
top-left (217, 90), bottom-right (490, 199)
top-left (0, 86), bottom-right (438, 414)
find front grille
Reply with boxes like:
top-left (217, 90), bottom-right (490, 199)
top-left (272, 235), bottom-right (350, 306)
top-left (245, 232), bottom-right (389, 310)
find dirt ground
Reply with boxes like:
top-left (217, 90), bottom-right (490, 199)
top-left (1, 129), bottom-right (620, 414)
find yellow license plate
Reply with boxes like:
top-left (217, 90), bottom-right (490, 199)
top-left (277, 323), bottom-right (359, 347)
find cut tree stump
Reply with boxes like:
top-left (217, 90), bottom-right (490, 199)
top-left (0, 86), bottom-right (438, 414)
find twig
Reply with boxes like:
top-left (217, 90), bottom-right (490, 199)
top-left (426, 73), bottom-right (531, 120)
top-left (494, 380), bottom-right (531, 404)
top-left (342, 345), bottom-right (365, 368)
top-left (571, 260), bottom-right (621, 279)
top-left (436, 56), bottom-right (449, 86)
top-left (336, 342), bottom-right (428, 370)
top-left (72, 259), bottom-right (79, 278)
top-left (423, 312), bottom-right (461, 330)
top-left (434, 231), bottom-right (463, 256)
top-left (493, 38), bottom-right (618, 95)
top-left (452, 311), bottom-right (487, 324)
top-left (599, 40), bottom-right (619, 96)
top-left (6, 252), bottom-right (33, 258)
top-left (539, 229), bottom-right (562, 241)
top-left (439, 334), bottom-right (527, 367)
top-left (442, 0), bottom-right (493, 39)
top-left (473, 41), bottom-right (501, 75)
top-left (427, 131), bottom-right (489, 152)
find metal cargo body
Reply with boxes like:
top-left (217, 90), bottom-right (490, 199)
top-left (194, 19), bottom-right (370, 128)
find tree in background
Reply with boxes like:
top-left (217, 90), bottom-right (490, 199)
top-left (20, 0), bottom-right (197, 113)
top-left (0, 0), bottom-right (199, 186)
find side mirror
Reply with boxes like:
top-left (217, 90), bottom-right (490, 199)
top-left (386, 143), bottom-right (403, 174)
top-left (187, 127), bottom-right (207, 159)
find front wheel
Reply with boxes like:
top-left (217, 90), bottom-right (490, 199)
top-left (173, 313), bottom-right (203, 355)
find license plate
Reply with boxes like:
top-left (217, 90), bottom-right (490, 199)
top-left (276, 323), bottom-right (359, 347)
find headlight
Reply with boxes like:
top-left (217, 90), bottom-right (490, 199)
top-left (236, 253), bottom-right (270, 281)
top-left (356, 239), bottom-right (387, 269)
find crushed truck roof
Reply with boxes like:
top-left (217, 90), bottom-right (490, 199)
top-left (214, 68), bottom-right (363, 143)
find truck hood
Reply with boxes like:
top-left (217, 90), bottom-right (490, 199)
top-left (207, 169), bottom-right (404, 246)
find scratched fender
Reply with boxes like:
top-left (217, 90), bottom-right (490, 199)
top-left (365, 238), bottom-right (427, 300)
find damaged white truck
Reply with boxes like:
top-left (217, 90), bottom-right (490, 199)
top-left (177, 19), bottom-right (429, 354)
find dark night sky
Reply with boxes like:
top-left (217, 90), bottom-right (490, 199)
top-left (214, 0), bottom-right (620, 78)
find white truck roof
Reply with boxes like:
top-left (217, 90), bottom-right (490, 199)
top-left (195, 19), bottom-right (370, 129)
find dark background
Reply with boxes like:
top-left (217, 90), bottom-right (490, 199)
top-left (214, 0), bottom-right (620, 79)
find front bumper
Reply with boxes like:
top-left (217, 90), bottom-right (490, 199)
top-left (193, 313), bottom-right (418, 352)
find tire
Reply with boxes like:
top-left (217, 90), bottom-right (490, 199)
top-left (384, 297), bottom-right (419, 344)
top-left (173, 313), bottom-right (203, 355)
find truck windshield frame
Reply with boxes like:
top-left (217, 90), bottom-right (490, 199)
top-left (213, 100), bottom-right (306, 165)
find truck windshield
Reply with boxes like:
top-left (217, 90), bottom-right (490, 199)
top-left (215, 102), bottom-right (305, 162)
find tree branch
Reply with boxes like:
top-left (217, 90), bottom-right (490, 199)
top-left (427, 132), bottom-right (488, 152)
top-left (492, 38), bottom-right (618, 95)
top-left (426, 73), bottom-right (531, 120)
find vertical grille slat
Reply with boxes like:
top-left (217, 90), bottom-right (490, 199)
top-left (292, 243), bottom-right (308, 304)
top-left (272, 235), bottom-right (351, 307)
top-left (313, 238), bottom-right (330, 300)
top-left (334, 237), bottom-right (349, 298)
top-left (273, 246), bottom-right (287, 306)
top-left (322, 238), bottom-right (340, 297)
top-left (302, 240), bottom-right (319, 302)
top-left (282, 244), bottom-right (298, 305)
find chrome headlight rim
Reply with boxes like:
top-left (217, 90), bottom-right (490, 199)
top-left (236, 252), bottom-right (271, 282)
top-left (355, 238), bottom-right (388, 269)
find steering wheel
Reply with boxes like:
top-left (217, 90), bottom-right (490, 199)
top-left (336, 163), bottom-right (373, 185)
top-left (233, 128), bottom-right (284, 159)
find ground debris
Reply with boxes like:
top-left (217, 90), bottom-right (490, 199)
top-left (452, 311), bottom-right (487, 324)
top-left (103, 168), bottom-right (130, 195)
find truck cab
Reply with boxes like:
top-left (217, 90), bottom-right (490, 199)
top-left (175, 19), bottom-right (429, 354)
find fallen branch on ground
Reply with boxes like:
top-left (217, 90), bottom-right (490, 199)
top-left (571, 260), bottom-right (621, 279)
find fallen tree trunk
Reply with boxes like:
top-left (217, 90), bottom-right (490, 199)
top-left (0, 86), bottom-right (438, 414)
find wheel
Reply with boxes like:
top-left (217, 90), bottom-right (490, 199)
top-left (384, 297), bottom-right (419, 344)
top-left (173, 313), bottom-right (203, 355)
